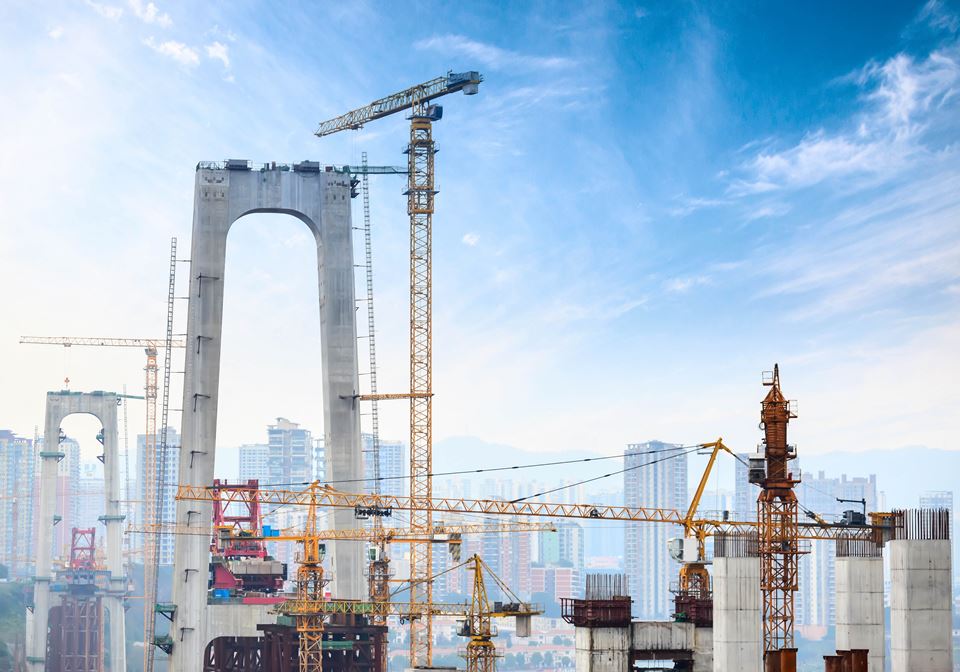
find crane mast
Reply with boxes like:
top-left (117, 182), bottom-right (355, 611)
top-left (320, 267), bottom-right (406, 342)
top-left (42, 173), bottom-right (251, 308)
top-left (757, 364), bottom-right (800, 664)
top-left (314, 69), bottom-right (482, 668)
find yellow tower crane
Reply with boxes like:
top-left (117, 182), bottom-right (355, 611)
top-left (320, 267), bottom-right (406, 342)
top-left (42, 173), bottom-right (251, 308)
top-left (314, 69), bottom-right (482, 668)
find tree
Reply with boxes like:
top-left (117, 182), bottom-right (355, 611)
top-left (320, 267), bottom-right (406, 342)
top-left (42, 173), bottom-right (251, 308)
top-left (531, 651), bottom-right (544, 667)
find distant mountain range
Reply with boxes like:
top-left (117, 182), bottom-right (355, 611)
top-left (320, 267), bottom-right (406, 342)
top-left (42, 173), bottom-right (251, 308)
top-left (433, 436), bottom-right (959, 510)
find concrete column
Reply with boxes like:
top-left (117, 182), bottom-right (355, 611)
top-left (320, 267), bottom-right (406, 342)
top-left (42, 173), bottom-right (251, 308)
top-left (26, 423), bottom-right (59, 671)
top-left (713, 533), bottom-right (761, 672)
top-left (692, 626), bottom-right (713, 672)
top-left (835, 541), bottom-right (884, 672)
top-left (575, 626), bottom-right (630, 672)
top-left (890, 509), bottom-right (953, 672)
top-left (172, 163), bottom-right (364, 672)
top-left (29, 391), bottom-right (126, 672)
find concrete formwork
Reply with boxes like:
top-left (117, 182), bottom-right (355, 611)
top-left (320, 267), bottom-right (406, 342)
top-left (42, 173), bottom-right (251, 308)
top-left (835, 540), bottom-right (884, 672)
top-left (27, 391), bottom-right (126, 672)
top-left (171, 162), bottom-right (364, 672)
top-left (575, 625), bottom-right (630, 672)
top-left (573, 622), bottom-right (711, 671)
top-left (712, 534), bottom-right (761, 672)
top-left (890, 538), bottom-right (952, 671)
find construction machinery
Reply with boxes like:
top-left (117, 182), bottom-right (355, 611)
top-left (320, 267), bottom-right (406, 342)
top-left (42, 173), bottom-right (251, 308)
top-left (176, 480), bottom-right (880, 543)
top-left (751, 364), bottom-right (801, 667)
top-left (314, 69), bottom-right (483, 668)
top-left (276, 552), bottom-right (540, 672)
top-left (669, 439), bottom-right (737, 599)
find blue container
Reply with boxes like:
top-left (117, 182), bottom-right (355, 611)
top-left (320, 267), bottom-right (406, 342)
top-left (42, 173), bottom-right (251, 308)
top-left (213, 589), bottom-right (230, 599)
top-left (262, 525), bottom-right (272, 536)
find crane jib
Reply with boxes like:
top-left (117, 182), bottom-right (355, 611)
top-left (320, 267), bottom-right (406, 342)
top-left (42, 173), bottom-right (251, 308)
top-left (314, 71), bottom-right (482, 137)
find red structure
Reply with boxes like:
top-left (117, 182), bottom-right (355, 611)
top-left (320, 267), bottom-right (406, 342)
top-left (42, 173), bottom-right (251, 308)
top-left (46, 528), bottom-right (104, 672)
top-left (756, 365), bottom-right (801, 671)
top-left (209, 480), bottom-right (285, 594)
top-left (69, 528), bottom-right (97, 571)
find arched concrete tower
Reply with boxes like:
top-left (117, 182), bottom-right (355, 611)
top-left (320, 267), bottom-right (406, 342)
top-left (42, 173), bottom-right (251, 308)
top-left (170, 161), bottom-right (365, 672)
top-left (27, 390), bottom-right (126, 672)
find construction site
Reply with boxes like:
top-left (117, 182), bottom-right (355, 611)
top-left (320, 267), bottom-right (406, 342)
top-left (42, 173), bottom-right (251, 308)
top-left (1, 25), bottom-right (958, 672)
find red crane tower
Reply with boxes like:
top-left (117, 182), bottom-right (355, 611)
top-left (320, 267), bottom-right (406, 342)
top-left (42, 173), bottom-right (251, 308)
top-left (755, 364), bottom-right (801, 670)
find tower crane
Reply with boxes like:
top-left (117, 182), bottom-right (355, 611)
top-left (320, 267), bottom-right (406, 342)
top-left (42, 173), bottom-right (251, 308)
top-left (178, 440), bottom-right (887, 662)
top-left (314, 69), bottom-right (482, 667)
top-left (277, 552), bottom-right (540, 672)
top-left (753, 364), bottom-right (800, 666)
top-left (671, 438), bottom-right (738, 600)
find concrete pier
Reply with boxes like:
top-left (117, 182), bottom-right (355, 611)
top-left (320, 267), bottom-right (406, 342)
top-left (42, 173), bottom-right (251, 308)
top-left (889, 509), bottom-right (953, 672)
top-left (171, 161), bottom-right (364, 672)
top-left (27, 391), bottom-right (126, 672)
top-left (713, 532), bottom-right (761, 672)
top-left (835, 540), bottom-right (884, 672)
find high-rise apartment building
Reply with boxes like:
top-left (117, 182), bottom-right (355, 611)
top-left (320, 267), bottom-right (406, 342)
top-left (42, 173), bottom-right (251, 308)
top-left (136, 427), bottom-right (181, 565)
top-left (734, 452), bottom-right (757, 522)
top-left (55, 437), bottom-right (81, 559)
top-left (76, 460), bottom-right (104, 531)
top-left (267, 418), bottom-right (313, 485)
top-left (624, 441), bottom-right (687, 619)
top-left (361, 433), bottom-right (405, 497)
top-left (238, 444), bottom-right (270, 484)
top-left (919, 491), bottom-right (956, 584)
top-left (795, 471), bottom-right (877, 626)
top-left (0, 430), bottom-right (35, 577)
top-left (314, 438), bottom-right (325, 483)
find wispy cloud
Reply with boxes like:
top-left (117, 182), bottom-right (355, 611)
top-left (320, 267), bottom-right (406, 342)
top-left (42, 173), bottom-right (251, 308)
top-left (143, 37), bottom-right (199, 66)
top-left (668, 196), bottom-right (729, 217)
top-left (744, 202), bottom-right (791, 221)
top-left (730, 44), bottom-right (960, 195)
top-left (754, 169), bottom-right (960, 320)
top-left (414, 34), bottom-right (575, 71)
top-left (664, 275), bottom-right (710, 293)
top-left (85, 0), bottom-right (122, 21)
top-left (206, 41), bottom-right (230, 68)
top-left (461, 232), bottom-right (480, 246)
top-left (914, 0), bottom-right (960, 34)
top-left (128, 0), bottom-right (171, 27)
top-left (48, 26), bottom-right (64, 39)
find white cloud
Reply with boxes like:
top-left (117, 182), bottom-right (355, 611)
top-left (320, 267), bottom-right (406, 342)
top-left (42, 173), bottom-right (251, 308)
top-left (915, 0), bottom-right (960, 34)
top-left (753, 169), bottom-right (960, 321)
top-left (731, 45), bottom-right (960, 194)
top-left (85, 0), bottom-right (123, 20)
top-left (414, 34), bottom-right (575, 71)
top-left (664, 276), bottom-right (710, 293)
top-left (143, 37), bottom-right (199, 66)
top-left (128, 0), bottom-right (172, 26)
top-left (668, 196), bottom-right (729, 217)
top-left (744, 202), bottom-right (790, 221)
top-left (461, 232), bottom-right (480, 246)
top-left (206, 41), bottom-right (230, 68)
top-left (48, 26), bottom-right (64, 39)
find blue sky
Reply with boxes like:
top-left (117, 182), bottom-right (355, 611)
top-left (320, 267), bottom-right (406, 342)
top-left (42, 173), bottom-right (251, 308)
top-left (1, 1), bottom-right (958, 474)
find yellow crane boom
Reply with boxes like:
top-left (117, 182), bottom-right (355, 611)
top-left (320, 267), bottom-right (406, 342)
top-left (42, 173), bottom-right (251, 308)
top-left (128, 520), bottom-right (557, 541)
top-left (176, 482), bottom-right (879, 542)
